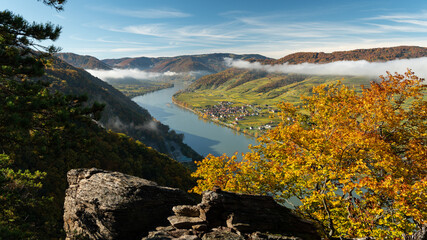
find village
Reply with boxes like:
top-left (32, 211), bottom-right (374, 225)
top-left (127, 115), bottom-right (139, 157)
top-left (200, 101), bottom-right (279, 132)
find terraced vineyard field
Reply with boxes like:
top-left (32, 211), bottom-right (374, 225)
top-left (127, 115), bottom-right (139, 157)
top-left (174, 69), bottom-right (376, 136)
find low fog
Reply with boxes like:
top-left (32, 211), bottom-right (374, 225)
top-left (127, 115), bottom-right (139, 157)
top-left (87, 68), bottom-right (177, 81)
top-left (86, 68), bottom-right (213, 83)
top-left (107, 116), bottom-right (159, 132)
top-left (224, 57), bottom-right (427, 78)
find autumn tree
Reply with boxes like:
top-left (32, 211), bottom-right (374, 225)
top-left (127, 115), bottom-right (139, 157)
top-left (192, 70), bottom-right (426, 239)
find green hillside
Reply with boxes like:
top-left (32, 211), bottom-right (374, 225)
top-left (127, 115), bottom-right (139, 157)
top-left (56, 52), bottom-right (112, 70)
top-left (36, 57), bottom-right (202, 162)
top-left (111, 81), bottom-right (174, 98)
top-left (102, 53), bottom-right (270, 72)
top-left (2, 52), bottom-right (195, 238)
top-left (174, 68), bottom-right (376, 136)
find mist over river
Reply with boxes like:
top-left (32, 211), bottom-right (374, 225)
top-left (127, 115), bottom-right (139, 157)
top-left (133, 84), bottom-right (257, 158)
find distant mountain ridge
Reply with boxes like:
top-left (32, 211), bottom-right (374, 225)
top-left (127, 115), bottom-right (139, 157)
top-left (58, 46), bottom-right (427, 73)
top-left (102, 53), bottom-right (270, 73)
top-left (58, 52), bottom-right (270, 72)
top-left (56, 52), bottom-right (112, 70)
top-left (260, 46), bottom-right (427, 65)
top-left (185, 46), bottom-right (427, 99)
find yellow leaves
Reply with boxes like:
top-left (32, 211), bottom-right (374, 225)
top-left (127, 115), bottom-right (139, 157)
top-left (192, 71), bottom-right (426, 239)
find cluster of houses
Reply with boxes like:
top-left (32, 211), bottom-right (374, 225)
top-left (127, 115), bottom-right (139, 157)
top-left (202, 101), bottom-right (259, 122)
top-left (199, 102), bottom-right (280, 133)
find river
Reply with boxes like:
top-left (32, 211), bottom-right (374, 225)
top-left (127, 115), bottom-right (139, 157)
top-left (133, 84), bottom-right (257, 159)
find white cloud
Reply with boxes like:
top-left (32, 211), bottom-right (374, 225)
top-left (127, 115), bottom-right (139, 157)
top-left (225, 57), bottom-right (427, 78)
top-left (85, 68), bottom-right (210, 82)
top-left (365, 11), bottom-right (427, 21)
top-left (393, 19), bottom-right (427, 27)
top-left (71, 8), bottom-right (427, 60)
top-left (116, 23), bottom-right (241, 42)
top-left (86, 68), bottom-right (177, 81)
top-left (102, 10), bottom-right (427, 59)
top-left (53, 13), bottom-right (65, 19)
top-left (122, 24), bottom-right (167, 37)
top-left (93, 7), bottom-right (190, 19)
top-left (114, 8), bottom-right (190, 18)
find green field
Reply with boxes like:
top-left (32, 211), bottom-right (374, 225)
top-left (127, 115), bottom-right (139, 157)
top-left (112, 81), bottom-right (173, 98)
top-left (174, 72), bottom-right (377, 136)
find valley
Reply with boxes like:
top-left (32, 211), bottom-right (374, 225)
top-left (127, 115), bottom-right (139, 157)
top-left (4, 0), bottom-right (427, 238)
top-left (132, 84), bottom-right (257, 158)
top-left (110, 81), bottom-right (174, 98)
top-left (54, 46), bottom-right (427, 147)
top-left (173, 68), bottom-right (376, 136)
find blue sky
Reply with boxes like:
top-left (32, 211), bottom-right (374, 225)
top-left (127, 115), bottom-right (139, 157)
top-left (3, 0), bottom-right (427, 59)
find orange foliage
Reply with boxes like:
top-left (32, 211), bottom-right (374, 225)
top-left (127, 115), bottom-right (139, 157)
top-left (191, 70), bottom-right (426, 239)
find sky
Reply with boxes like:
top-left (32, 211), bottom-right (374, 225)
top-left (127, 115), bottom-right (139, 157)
top-left (3, 0), bottom-right (427, 59)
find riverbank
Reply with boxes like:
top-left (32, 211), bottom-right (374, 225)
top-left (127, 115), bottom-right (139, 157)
top-left (112, 82), bottom-right (174, 98)
top-left (172, 96), bottom-right (258, 138)
top-left (132, 84), bottom-right (257, 158)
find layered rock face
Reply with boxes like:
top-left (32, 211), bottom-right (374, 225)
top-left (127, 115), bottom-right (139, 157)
top-left (63, 168), bottom-right (195, 240)
top-left (64, 168), bottom-right (320, 240)
top-left (405, 225), bottom-right (427, 240)
top-left (64, 168), bottom-right (426, 240)
top-left (143, 187), bottom-right (321, 240)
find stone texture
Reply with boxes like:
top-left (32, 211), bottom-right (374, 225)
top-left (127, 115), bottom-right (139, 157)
top-left (167, 215), bottom-right (206, 229)
top-left (179, 235), bottom-right (201, 240)
top-left (405, 225), bottom-right (427, 240)
top-left (198, 189), bottom-right (320, 240)
top-left (192, 224), bottom-right (208, 232)
top-left (141, 188), bottom-right (321, 240)
top-left (250, 232), bottom-right (303, 240)
top-left (142, 228), bottom-right (194, 240)
top-left (173, 205), bottom-right (201, 217)
top-left (202, 230), bottom-right (244, 240)
top-left (63, 168), bottom-right (194, 240)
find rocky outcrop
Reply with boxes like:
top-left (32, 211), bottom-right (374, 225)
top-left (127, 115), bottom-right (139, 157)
top-left (63, 168), bottom-right (195, 240)
top-left (405, 225), bottom-right (427, 240)
top-left (142, 187), bottom-right (321, 240)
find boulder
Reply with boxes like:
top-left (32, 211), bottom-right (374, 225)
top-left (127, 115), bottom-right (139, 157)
top-left (405, 224), bottom-right (427, 240)
top-left (198, 189), bottom-right (320, 240)
top-left (142, 188), bottom-right (320, 240)
top-left (173, 205), bottom-right (201, 217)
top-left (63, 168), bottom-right (194, 240)
top-left (167, 215), bottom-right (205, 229)
top-left (202, 230), bottom-right (244, 240)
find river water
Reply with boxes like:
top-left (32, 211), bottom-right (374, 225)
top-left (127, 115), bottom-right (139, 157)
top-left (133, 84), bottom-right (257, 158)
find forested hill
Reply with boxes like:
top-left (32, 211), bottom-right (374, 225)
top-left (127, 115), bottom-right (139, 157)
top-left (260, 46), bottom-right (427, 65)
top-left (182, 67), bottom-right (373, 97)
top-left (187, 46), bottom-right (427, 91)
top-left (101, 53), bottom-right (270, 72)
top-left (37, 57), bottom-right (202, 162)
top-left (56, 52), bottom-right (112, 70)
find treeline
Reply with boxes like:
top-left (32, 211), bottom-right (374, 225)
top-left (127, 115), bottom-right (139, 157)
top-left (187, 68), bottom-right (248, 90)
top-left (255, 74), bottom-right (308, 93)
top-left (0, 4), bottom-right (196, 239)
top-left (112, 82), bottom-right (174, 98)
top-left (102, 53), bottom-right (269, 73)
top-left (185, 68), bottom-right (309, 95)
top-left (55, 52), bottom-right (112, 70)
top-left (261, 46), bottom-right (427, 65)
top-left (226, 71), bottom-right (268, 90)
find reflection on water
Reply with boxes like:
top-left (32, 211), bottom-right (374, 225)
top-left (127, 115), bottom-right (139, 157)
top-left (133, 84), bottom-right (257, 157)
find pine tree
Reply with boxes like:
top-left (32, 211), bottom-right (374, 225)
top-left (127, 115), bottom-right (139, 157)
top-left (0, 1), bottom-right (100, 238)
